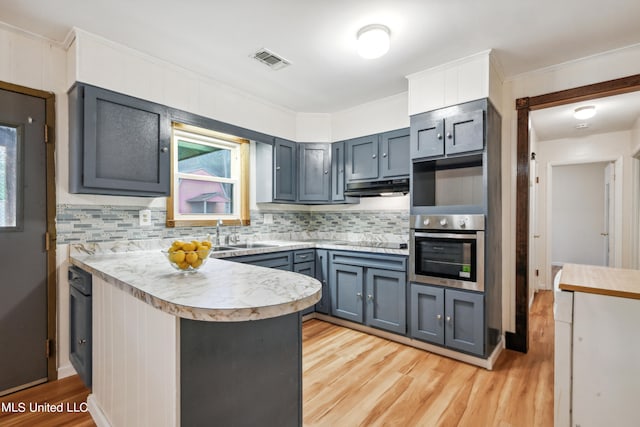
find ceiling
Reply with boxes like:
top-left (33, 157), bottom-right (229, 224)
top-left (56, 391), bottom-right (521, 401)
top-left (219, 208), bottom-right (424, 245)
top-left (531, 91), bottom-right (640, 141)
top-left (1, 0), bottom-right (640, 113)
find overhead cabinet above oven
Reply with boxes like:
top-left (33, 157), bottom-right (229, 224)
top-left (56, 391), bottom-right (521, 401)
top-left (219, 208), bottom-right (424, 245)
top-left (410, 99), bottom-right (486, 161)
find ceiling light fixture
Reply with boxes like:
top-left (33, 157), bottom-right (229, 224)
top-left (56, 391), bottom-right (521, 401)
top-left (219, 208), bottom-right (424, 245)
top-left (573, 105), bottom-right (596, 120)
top-left (357, 24), bottom-right (390, 59)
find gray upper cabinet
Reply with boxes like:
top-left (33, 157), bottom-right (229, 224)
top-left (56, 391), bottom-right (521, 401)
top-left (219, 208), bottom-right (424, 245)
top-left (410, 116), bottom-right (445, 159)
top-left (345, 135), bottom-right (379, 181)
top-left (410, 103), bottom-right (485, 160)
top-left (68, 83), bottom-right (171, 196)
top-left (380, 128), bottom-right (410, 178)
top-left (298, 143), bottom-right (331, 202)
top-left (331, 141), bottom-right (345, 201)
top-left (345, 128), bottom-right (410, 184)
top-left (444, 110), bottom-right (484, 156)
top-left (274, 138), bottom-right (297, 202)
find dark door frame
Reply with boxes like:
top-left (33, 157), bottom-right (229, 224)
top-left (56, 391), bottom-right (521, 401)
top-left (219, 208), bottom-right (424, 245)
top-left (508, 73), bottom-right (640, 352)
top-left (0, 81), bottom-right (57, 380)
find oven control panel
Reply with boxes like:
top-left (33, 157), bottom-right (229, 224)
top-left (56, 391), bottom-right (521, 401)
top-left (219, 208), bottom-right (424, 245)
top-left (411, 214), bottom-right (485, 231)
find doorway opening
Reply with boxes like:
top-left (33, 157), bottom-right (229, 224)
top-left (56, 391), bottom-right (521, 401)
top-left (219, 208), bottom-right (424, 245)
top-left (510, 73), bottom-right (640, 353)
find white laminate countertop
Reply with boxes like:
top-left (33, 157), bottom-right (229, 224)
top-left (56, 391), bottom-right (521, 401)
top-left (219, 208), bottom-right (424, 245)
top-left (69, 239), bottom-right (408, 322)
top-left (70, 245), bottom-right (321, 322)
top-left (559, 263), bottom-right (640, 300)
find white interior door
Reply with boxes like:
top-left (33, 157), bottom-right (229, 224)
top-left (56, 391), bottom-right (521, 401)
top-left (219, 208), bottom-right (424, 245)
top-left (529, 156), bottom-right (540, 300)
top-left (603, 163), bottom-right (615, 266)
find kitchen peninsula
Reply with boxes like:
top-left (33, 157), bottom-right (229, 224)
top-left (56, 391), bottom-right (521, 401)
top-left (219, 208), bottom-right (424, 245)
top-left (70, 241), bottom-right (321, 427)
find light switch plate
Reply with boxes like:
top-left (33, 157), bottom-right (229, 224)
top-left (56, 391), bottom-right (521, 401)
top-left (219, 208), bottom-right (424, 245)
top-left (139, 209), bottom-right (152, 226)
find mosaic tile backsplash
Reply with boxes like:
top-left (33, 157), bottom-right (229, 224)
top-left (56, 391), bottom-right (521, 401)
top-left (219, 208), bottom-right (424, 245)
top-left (56, 205), bottom-right (410, 245)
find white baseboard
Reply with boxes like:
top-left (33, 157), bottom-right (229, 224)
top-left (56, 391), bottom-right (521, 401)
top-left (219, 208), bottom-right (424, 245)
top-left (57, 364), bottom-right (77, 379)
top-left (87, 394), bottom-right (112, 427)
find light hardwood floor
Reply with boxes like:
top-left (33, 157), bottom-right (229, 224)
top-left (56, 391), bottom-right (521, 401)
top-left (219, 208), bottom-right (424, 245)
top-left (303, 291), bottom-right (554, 427)
top-left (0, 291), bottom-right (554, 426)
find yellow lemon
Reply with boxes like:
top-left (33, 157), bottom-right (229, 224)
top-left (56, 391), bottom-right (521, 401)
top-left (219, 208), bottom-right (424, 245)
top-left (191, 258), bottom-right (203, 268)
top-left (178, 261), bottom-right (190, 270)
top-left (169, 250), bottom-right (186, 263)
top-left (182, 242), bottom-right (196, 252)
top-left (185, 252), bottom-right (199, 265)
top-left (200, 240), bottom-right (212, 248)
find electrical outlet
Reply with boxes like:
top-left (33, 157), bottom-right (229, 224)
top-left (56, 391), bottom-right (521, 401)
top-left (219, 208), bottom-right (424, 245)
top-left (263, 213), bottom-right (273, 224)
top-left (139, 209), bottom-right (152, 226)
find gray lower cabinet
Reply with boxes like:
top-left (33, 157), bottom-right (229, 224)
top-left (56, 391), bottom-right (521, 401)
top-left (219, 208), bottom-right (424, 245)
top-left (298, 143), bottom-right (331, 202)
top-left (294, 250), bottom-right (316, 315)
top-left (68, 82), bottom-right (171, 196)
top-left (68, 266), bottom-right (92, 388)
top-left (227, 251), bottom-right (293, 271)
top-left (314, 249), bottom-right (330, 314)
top-left (410, 283), bottom-right (484, 356)
top-left (274, 138), bottom-right (297, 202)
top-left (330, 263), bottom-right (365, 323)
top-left (329, 251), bottom-right (407, 334)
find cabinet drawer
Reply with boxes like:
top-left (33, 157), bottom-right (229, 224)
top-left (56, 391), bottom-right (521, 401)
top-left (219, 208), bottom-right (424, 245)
top-left (330, 251), bottom-right (407, 271)
top-left (294, 250), bottom-right (315, 263)
top-left (229, 251), bottom-right (293, 270)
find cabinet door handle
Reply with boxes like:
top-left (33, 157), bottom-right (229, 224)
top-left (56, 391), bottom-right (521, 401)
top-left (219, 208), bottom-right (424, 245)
top-left (437, 133), bottom-right (442, 140)
top-left (446, 316), bottom-right (452, 323)
top-left (160, 147), bottom-right (168, 153)
top-left (367, 294), bottom-right (373, 301)
top-left (446, 133), bottom-right (452, 139)
top-left (298, 255), bottom-right (308, 259)
top-left (436, 314), bottom-right (442, 320)
top-left (356, 292), bottom-right (363, 298)
top-left (324, 170), bottom-right (328, 174)
top-left (276, 166), bottom-right (281, 171)
top-left (78, 339), bottom-right (87, 345)
top-left (372, 154), bottom-right (377, 159)
top-left (382, 153), bottom-right (387, 158)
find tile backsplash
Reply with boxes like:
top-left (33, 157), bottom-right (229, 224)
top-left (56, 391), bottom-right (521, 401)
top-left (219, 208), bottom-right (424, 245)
top-left (56, 205), bottom-right (409, 245)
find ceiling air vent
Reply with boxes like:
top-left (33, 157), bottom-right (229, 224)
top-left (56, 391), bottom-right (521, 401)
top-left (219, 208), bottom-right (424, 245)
top-left (252, 48), bottom-right (291, 70)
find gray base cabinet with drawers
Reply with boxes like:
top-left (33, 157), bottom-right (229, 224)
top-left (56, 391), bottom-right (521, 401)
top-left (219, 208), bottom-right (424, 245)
top-left (410, 283), bottom-right (484, 356)
top-left (329, 251), bottom-right (407, 334)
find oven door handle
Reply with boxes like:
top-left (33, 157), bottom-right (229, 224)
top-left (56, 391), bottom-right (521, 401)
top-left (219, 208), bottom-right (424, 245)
top-left (413, 232), bottom-right (478, 240)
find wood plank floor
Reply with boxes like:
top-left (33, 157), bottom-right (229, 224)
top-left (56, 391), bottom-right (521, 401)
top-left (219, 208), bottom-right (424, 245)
top-left (303, 290), bottom-right (554, 427)
top-left (0, 291), bottom-right (554, 426)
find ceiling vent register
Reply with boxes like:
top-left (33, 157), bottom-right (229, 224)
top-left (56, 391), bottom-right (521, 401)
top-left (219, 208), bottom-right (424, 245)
top-left (252, 48), bottom-right (291, 70)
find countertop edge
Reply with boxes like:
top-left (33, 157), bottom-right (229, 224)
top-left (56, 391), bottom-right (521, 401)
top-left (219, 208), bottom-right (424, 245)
top-left (69, 256), bottom-right (322, 322)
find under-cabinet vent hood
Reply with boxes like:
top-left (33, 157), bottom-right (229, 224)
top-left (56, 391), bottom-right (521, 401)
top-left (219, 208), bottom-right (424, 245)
top-left (252, 48), bottom-right (291, 70)
top-left (344, 178), bottom-right (409, 197)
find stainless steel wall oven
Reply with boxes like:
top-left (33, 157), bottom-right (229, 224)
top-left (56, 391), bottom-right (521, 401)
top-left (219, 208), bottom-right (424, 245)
top-left (410, 214), bottom-right (484, 292)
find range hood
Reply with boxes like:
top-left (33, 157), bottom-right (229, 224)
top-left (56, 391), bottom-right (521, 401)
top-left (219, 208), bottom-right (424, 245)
top-left (344, 178), bottom-right (409, 197)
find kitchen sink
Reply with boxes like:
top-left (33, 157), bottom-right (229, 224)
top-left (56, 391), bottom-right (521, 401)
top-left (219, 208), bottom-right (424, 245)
top-left (228, 243), bottom-right (279, 249)
top-left (209, 246), bottom-right (239, 252)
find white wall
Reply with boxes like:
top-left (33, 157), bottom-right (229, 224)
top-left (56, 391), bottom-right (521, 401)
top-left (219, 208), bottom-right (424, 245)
top-left (551, 162), bottom-right (608, 266)
top-left (535, 130), bottom-right (634, 291)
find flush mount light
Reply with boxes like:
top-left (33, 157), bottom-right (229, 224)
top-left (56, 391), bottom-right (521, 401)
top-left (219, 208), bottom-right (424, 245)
top-left (573, 106), bottom-right (596, 120)
top-left (357, 24), bottom-right (390, 59)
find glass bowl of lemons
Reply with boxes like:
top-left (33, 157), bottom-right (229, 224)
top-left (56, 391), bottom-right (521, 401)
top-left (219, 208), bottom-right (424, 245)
top-left (163, 239), bottom-right (212, 273)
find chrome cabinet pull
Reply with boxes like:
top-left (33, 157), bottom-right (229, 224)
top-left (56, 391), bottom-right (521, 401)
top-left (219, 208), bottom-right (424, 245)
top-left (436, 314), bottom-right (442, 320)
top-left (78, 339), bottom-right (87, 345)
top-left (367, 294), bottom-right (373, 301)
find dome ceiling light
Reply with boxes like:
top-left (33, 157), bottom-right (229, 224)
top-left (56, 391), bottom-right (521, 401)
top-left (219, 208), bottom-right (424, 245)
top-left (573, 105), bottom-right (596, 120)
top-left (357, 24), bottom-right (390, 59)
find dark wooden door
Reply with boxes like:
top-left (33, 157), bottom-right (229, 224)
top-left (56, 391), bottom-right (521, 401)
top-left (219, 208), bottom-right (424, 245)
top-left (0, 88), bottom-right (48, 395)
